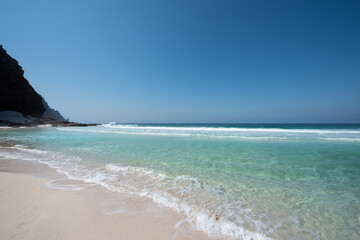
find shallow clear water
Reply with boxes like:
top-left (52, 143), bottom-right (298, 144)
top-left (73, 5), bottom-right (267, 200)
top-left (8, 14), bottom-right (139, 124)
top-left (0, 123), bottom-right (359, 239)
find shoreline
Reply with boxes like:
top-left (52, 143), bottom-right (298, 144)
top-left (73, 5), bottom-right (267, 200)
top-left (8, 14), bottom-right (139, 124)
top-left (0, 120), bottom-right (99, 128)
top-left (2, 125), bottom-right (358, 239)
top-left (0, 158), bottom-right (208, 240)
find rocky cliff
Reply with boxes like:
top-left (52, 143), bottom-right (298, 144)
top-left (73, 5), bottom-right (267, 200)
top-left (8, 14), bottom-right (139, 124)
top-left (0, 45), bottom-right (65, 122)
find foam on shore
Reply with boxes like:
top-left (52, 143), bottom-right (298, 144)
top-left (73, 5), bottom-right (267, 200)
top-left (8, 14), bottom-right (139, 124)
top-left (0, 144), bottom-right (271, 240)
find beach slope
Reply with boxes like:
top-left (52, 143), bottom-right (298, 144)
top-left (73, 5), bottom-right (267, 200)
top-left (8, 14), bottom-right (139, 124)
top-left (0, 170), bottom-right (192, 240)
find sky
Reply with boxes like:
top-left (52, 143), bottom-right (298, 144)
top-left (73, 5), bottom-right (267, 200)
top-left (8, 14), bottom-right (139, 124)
top-left (1, 0), bottom-right (360, 123)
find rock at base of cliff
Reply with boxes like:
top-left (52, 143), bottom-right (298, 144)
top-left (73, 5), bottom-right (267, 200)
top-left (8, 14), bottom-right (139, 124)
top-left (0, 111), bottom-right (37, 124)
top-left (41, 97), bottom-right (66, 121)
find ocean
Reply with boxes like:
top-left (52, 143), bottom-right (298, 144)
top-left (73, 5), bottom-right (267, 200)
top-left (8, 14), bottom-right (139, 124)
top-left (0, 123), bottom-right (359, 239)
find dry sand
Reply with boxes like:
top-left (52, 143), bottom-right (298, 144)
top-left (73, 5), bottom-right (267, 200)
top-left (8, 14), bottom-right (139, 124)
top-left (0, 159), bottom-right (208, 240)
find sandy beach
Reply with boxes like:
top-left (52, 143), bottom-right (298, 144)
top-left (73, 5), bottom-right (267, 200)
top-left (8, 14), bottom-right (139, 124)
top-left (0, 158), bottom-right (207, 240)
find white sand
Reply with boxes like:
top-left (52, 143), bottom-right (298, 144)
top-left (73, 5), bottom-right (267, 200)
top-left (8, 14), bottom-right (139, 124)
top-left (0, 161), bottom-right (208, 240)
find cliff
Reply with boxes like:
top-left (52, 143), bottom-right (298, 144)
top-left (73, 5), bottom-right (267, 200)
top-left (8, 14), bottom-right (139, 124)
top-left (0, 45), bottom-right (66, 124)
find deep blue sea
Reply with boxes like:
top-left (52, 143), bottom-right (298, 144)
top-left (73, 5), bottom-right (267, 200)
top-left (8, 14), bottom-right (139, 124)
top-left (0, 123), bottom-right (359, 239)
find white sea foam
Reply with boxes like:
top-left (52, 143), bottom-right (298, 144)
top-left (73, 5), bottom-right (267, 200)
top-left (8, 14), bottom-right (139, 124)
top-left (102, 123), bottom-right (138, 127)
top-left (57, 128), bottom-right (200, 137)
top-left (0, 146), bottom-right (47, 161)
top-left (102, 124), bottom-right (360, 134)
top-left (58, 125), bottom-right (360, 144)
top-left (57, 127), bottom-right (360, 144)
top-left (101, 164), bottom-right (272, 239)
top-left (46, 178), bottom-right (95, 191)
top-left (11, 145), bottom-right (49, 154)
top-left (319, 137), bottom-right (360, 142)
top-left (105, 164), bottom-right (167, 180)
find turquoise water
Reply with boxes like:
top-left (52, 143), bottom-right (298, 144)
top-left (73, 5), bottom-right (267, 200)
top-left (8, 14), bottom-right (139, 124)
top-left (0, 124), bottom-right (359, 239)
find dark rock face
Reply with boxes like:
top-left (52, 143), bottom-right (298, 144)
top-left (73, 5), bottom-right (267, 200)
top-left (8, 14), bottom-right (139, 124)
top-left (0, 45), bottom-right (45, 118)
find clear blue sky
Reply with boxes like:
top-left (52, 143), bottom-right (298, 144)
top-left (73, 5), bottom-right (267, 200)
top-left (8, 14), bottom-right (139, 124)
top-left (1, 0), bottom-right (359, 123)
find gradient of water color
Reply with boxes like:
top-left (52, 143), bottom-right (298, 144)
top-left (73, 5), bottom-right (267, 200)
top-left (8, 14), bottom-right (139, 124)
top-left (0, 124), bottom-right (359, 239)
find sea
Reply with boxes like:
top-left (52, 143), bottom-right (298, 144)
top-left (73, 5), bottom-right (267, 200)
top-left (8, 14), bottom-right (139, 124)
top-left (0, 123), bottom-right (359, 239)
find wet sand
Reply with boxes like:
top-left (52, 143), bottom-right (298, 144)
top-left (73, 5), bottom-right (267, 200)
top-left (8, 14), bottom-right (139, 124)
top-left (0, 159), bottom-right (208, 240)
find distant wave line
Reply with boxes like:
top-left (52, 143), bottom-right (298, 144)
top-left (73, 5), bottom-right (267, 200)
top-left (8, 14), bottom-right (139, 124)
top-left (101, 124), bottom-right (360, 134)
top-left (57, 128), bottom-right (290, 139)
top-left (57, 128), bottom-right (360, 142)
